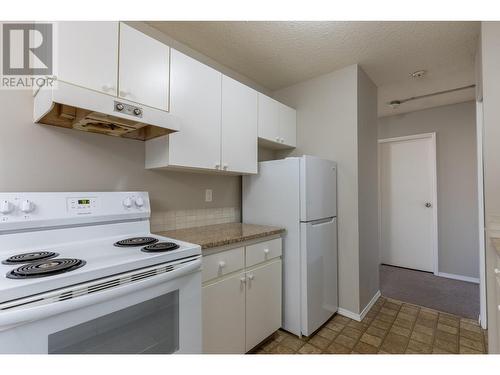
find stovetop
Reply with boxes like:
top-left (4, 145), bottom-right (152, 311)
top-left (0, 232), bottom-right (200, 303)
top-left (0, 192), bottom-right (201, 304)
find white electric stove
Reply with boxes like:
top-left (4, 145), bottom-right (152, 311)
top-left (0, 192), bottom-right (202, 354)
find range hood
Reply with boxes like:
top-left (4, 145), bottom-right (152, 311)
top-left (34, 81), bottom-right (180, 141)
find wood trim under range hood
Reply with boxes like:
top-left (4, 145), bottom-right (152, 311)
top-left (33, 81), bottom-right (180, 141)
top-left (38, 103), bottom-right (172, 141)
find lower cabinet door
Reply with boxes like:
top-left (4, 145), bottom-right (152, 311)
top-left (245, 259), bottom-right (282, 352)
top-left (203, 272), bottom-right (246, 353)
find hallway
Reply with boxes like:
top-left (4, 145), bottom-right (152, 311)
top-left (380, 264), bottom-right (480, 319)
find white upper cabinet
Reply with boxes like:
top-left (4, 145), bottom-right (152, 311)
top-left (118, 23), bottom-right (170, 111)
top-left (279, 103), bottom-right (297, 147)
top-left (167, 49), bottom-right (222, 170)
top-left (257, 93), bottom-right (296, 149)
top-left (258, 94), bottom-right (281, 142)
top-left (56, 22), bottom-right (119, 96)
top-left (145, 51), bottom-right (259, 175)
top-left (221, 75), bottom-right (258, 174)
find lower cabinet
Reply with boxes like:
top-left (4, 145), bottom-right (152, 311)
top-left (245, 259), bottom-right (282, 352)
top-left (203, 272), bottom-right (246, 354)
top-left (202, 237), bottom-right (282, 353)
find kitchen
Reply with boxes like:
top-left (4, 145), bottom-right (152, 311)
top-left (1, 2), bottom-right (500, 372)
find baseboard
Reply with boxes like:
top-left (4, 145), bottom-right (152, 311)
top-left (338, 290), bottom-right (381, 322)
top-left (337, 307), bottom-right (361, 321)
top-left (437, 272), bottom-right (480, 284)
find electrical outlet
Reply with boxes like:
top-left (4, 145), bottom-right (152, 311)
top-left (205, 189), bottom-right (213, 202)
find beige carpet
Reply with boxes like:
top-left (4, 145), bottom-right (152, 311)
top-left (380, 264), bottom-right (479, 319)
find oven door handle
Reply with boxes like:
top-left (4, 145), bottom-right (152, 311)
top-left (0, 257), bottom-right (201, 330)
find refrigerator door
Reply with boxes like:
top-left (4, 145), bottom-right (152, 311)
top-left (300, 217), bottom-right (338, 336)
top-left (300, 155), bottom-right (337, 222)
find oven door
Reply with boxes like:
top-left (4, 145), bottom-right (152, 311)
top-left (0, 256), bottom-right (201, 354)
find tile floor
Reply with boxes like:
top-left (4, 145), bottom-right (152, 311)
top-left (253, 296), bottom-right (487, 354)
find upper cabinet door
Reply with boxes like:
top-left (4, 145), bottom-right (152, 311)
top-left (258, 94), bottom-right (280, 143)
top-left (221, 76), bottom-right (258, 174)
top-left (169, 49), bottom-right (222, 170)
top-left (56, 22), bottom-right (119, 95)
top-left (280, 103), bottom-right (297, 147)
top-left (118, 23), bottom-right (170, 111)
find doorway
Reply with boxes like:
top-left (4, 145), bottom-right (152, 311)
top-left (378, 133), bottom-right (438, 273)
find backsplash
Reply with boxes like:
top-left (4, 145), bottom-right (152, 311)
top-left (150, 207), bottom-right (241, 232)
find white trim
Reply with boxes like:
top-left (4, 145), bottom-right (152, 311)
top-left (377, 132), bottom-right (439, 275)
top-left (337, 308), bottom-right (361, 321)
top-left (476, 100), bottom-right (487, 329)
top-left (437, 272), bottom-right (480, 284)
top-left (338, 290), bottom-right (381, 322)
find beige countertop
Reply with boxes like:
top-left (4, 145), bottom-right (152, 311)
top-left (155, 222), bottom-right (285, 250)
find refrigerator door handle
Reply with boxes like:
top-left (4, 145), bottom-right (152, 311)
top-left (305, 217), bottom-right (336, 226)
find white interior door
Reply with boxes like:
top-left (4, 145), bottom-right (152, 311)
top-left (379, 133), bottom-right (438, 273)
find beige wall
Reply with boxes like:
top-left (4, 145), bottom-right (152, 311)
top-left (378, 101), bottom-right (479, 279)
top-left (274, 64), bottom-right (379, 315)
top-left (0, 90), bottom-right (241, 214)
top-left (357, 68), bottom-right (380, 310)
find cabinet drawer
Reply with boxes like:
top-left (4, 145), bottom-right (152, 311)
top-left (245, 238), bottom-right (282, 267)
top-left (203, 247), bottom-right (244, 282)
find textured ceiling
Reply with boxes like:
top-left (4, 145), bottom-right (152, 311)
top-left (148, 21), bottom-right (480, 116)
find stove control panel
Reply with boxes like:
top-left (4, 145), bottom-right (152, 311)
top-left (0, 192), bottom-right (151, 232)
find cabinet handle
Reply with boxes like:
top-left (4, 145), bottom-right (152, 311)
top-left (223, 164), bottom-right (228, 170)
top-left (215, 163), bottom-right (220, 170)
top-left (494, 268), bottom-right (500, 275)
top-left (102, 84), bottom-right (115, 93)
top-left (240, 277), bottom-right (247, 284)
top-left (263, 248), bottom-right (270, 255)
top-left (275, 137), bottom-right (280, 142)
top-left (280, 138), bottom-right (285, 143)
top-left (218, 261), bottom-right (226, 268)
top-left (248, 274), bottom-right (254, 281)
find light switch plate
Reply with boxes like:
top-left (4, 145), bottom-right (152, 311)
top-left (205, 189), bottom-right (213, 202)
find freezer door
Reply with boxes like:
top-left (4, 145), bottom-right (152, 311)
top-left (300, 156), bottom-right (337, 222)
top-left (300, 217), bottom-right (338, 336)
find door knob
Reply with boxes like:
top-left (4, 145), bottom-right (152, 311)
top-left (425, 202), bottom-right (432, 208)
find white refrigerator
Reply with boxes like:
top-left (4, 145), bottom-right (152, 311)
top-left (243, 155), bottom-right (338, 337)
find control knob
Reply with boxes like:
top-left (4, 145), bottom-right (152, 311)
top-left (115, 103), bottom-right (125, 111)
top-left (0, 200), bottom-right (13, 215)
top-left (21, 200), bottom-right (34, 213)
top-left (135, 197), bottom-right (144, 207)
top-left (123, 197), bottom-right (133, 208)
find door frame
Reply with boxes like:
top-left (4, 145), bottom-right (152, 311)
top-left (377, 132), bottom-right (439, 275)
top-left (476, 100), bottom-right (487, 328)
